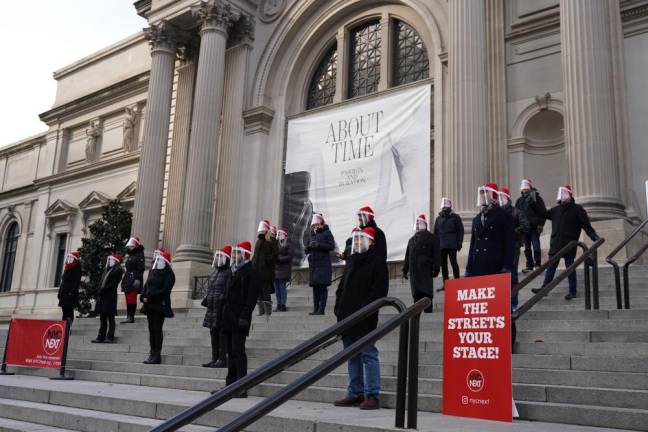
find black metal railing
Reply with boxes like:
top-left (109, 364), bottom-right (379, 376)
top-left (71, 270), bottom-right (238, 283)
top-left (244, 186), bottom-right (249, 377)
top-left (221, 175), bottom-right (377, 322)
top-left (513, 238), bottom-right (605, 320)
top-left (607, 219), bottom-right (648, 309)
top-left (151, 296), bottom-right (429, 432)
top-left (192, 276), bottom-right (210, 299)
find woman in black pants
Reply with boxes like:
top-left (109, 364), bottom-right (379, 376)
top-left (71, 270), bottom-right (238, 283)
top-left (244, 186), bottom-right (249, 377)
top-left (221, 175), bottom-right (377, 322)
top-left (433, 197), bottom-right (464, 291)
top-left (141, 248), bottom-right (175, 365)
top-left (57, 250), bottom-right (82, 323)
top-left (202, 245), bottom-right (232, 368)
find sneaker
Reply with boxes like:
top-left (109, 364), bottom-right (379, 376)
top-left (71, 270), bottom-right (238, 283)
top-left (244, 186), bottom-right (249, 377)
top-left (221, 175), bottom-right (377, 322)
top-left (359, 395), bottom-right (380, 410)
top-left (333, 395), bottom-right (364, 407)
top-left (565, 292), bottom-right (577, 300)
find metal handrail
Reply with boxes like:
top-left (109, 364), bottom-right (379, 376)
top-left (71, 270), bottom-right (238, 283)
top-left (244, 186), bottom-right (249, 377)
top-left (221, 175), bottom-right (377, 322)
top-left (150, 296), bottom-right (415, 432)
top-left (514, 238), bottom-right (605, 320)
top-left (607, 219), bottom-right (648, 309)
top-left (621, 242), bottom-right (648, 309)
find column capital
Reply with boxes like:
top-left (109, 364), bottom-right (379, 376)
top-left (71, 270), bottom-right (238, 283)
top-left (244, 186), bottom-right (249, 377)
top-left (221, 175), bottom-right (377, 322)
top-left (144, 20), bottom-right (183, 55)
top-left (192, 0), bottom-right (238, 35)
top-left (230, 14), bottom-right (255, 47)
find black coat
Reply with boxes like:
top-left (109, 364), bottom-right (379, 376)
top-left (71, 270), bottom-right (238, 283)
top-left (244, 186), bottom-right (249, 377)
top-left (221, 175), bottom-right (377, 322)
top-left (95, 265), bottom-right (124, 315)
top-left (252, 237), bottom-right (278, 282)
top-left (335, 247), bottom-right (389, 338)
top-left (222, 262), bottom-right (261, 336)
top-left (402, 231), bottom-right (441, 297)
top-left (141, 266), bottom-right (175, 318)
top-left (274, 243), bottom-right (293, 280)
top-left (306, 225), bottom-right (335, 287)
top-left (202, 266), bottom-right (231, 329)
top-left (57, 264), bottom-right (81, 308)
top-left (545, 200), bottom-right (598, 255)
top-left (121, 246), bottom-right (145, 293)
top-left (466, 206), bottom-right (515, 276)
top-left (433, 211), bottom-right (464, 250)
top-left (502, 203), bottom-right (530, 248)
top-left (363, 219), bottom-right (387, 262)
top-left (515, 189), bottom-right (547, 228)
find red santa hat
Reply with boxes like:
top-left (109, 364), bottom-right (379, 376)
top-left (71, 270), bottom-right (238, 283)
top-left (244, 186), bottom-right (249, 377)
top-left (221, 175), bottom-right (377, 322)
top-left (361, 227), bottom-right (376, 242)
top-left (156, 248), bottom-right (172, 264)
top-left (358, 206), bottom-right (375, 219)
top-left (500, 187), bottom-right (511, 198)
top-left (126, 236), bottom-right (141, 248)
top-left (520, 179), bottom-right (533, 190)
top-left (482, 183), bottom-right (499, 200)
top-left (70, 250), bottom-right (80, 260)
top-left (312, 213), bottom-right (325, 225)
top-left (215, 245), bottom-right (232, 259)
top-left (110, 253), bottom-right (122, 264)
top-left (233, 241), bottom-right (252, 259)
top-left (277, 227), bottom-right (288, 236)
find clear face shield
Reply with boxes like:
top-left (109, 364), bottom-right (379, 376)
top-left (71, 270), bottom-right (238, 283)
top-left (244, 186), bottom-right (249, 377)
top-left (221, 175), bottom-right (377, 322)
top-left (231, 250), bottom-right (244, 267)
top-left (257, 220), bottom-right (269, 235)
top-left (351, 231), bottom-right (371, 255)
top-left (477, 186), bottom-right (497, 208)
top-left (520, 179), bottom-right (532, 193)
top-left (65, 254), bottom-right (77, 265)
top-left (126, 237), bottom-right (138, 248)
top-left (415, 219), bottom-right (427, 232)
top-left (557, 187), bottom-right (571, 203)
top-left (152, 251), bottom-right (166, 270)
top-left (212, 252), bottom-right (228, 268)
top-left (440, 197), bottom-right (452, 210)
top-left (498, 192), bottom-right (511, 207)
top-left (277, 231), bottom-right (288, 247)
top-left (106, 256), bottom-right (117, 268)
top-left (357, 212), bottom-right (371, 228)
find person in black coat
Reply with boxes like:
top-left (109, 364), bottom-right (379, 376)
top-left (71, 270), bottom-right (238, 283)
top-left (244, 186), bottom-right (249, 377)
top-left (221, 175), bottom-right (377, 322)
top-left (306, 213), bottom-right (335, 315)
top-left (466, 184), bottom-right (515, 277)
top-left (221, 241), bottom-right (260, 396)
top-left (273, 228), bottom-right (293, 312)
top-left (433, 197), bottom-right (464, 291)
top-left (333, 227), bottom-right (388, 410)
top-left (252, 220), bottom-right (278, 316)
top-left (140, 249), bottom-right (175, 365)
top-left (532, 185), bottom-right (600, 300)
top-left (120, 236), bottom-right (145, 324)
top-left (201, 246), bottom-right (232, 368)
top-left (57, 250), bottom-right (82, 323)
top-left (357, 206), bottom-right (387, 263)
top-left (92, 253), bottom-right (124, 343)
top-left (403, 214), bottom-right (441, 313)
top-left (515, 179), bottom-right (547, 272)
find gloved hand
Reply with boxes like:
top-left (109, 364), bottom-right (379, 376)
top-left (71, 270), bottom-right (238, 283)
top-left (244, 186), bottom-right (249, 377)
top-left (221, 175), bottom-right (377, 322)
top-left (308, 241), bottom-right (319, 249)
top-left (238, 319), bottom-right (250, 329)
top-left (537, 226), bottom-right (543, 235)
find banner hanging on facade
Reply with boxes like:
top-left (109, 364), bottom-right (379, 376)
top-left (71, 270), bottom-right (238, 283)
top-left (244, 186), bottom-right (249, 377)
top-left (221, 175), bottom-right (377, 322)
top-left (442, 273), bottom-right (513, 423)
top-left (3, 319), bottom-right (69, 369)
top-left (284, 84), bottom-right (431, 265)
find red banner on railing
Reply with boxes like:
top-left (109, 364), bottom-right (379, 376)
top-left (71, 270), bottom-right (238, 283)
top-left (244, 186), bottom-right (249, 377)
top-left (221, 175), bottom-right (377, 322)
top-left (4, 319), bottom-right (69, 369)
top-left (442, 273), bottom-right (512, 422)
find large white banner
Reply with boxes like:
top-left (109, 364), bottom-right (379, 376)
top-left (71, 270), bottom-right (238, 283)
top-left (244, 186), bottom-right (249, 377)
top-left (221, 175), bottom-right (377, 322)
top-left (284, 84), bottom-right (431, 263)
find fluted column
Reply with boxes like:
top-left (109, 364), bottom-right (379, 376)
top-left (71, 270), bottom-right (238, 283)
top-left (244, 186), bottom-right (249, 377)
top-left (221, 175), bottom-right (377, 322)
top-left (163, 48), bottom-right (197, 252)
top-left (175, 0), bottom-right (236, 263)
top-left (131, 21), bottom-right (179, 259)
top-left (560, 0), bottom-right (625, 219)
top-left (447, 0), bottom-right (489, 220)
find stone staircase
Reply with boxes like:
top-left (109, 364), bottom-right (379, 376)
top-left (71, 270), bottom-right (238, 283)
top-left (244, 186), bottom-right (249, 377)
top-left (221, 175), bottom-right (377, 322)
top-left (1, 266), bottom-right (648, 431)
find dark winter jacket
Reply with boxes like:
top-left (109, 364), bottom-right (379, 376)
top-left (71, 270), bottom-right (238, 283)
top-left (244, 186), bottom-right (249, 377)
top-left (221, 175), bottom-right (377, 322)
top-left (334, 247), bottom-right (389, 338)
top-left (306, 225), bottom-right (335, 287)
top-left (57, 264), bottom-right (81, 308)
top-left (95, 265), bottom-right (124, 315)
top-left (515, 189), bottom-right (547, 228)
top-left (433, 210), bottom-right (464, 250)
top-left (252, 236), bottom-right (278, 282)
top-left (141, 266), bottom-right (175, 318)
top-left (121, 246), bottom-right (145, 293)
top-left (402, 231), bottom-right (441, 297)
top-left (202, 266), bottom-right (231, 329)
top-left (274, 243), bottom-right (293, 281)
top-left (502, 203), bottom-right (530, 248)
top-left (362, 219), bottom-right (387, 262)
top-left (466, 205), bottom-right (515, 276)
top-left (222, 261), bottom-right (261, 337)
top-left (544, 200), bottom-right (599, 255)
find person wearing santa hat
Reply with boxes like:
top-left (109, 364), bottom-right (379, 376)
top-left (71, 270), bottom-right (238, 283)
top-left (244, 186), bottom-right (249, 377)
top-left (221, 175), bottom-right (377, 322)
top-left (120, 236), bottom-right (145, 324)
top-left (273, 228), bottom-right (293, 312)
top-left (57, 250), bottom-right (82, 323)
top-left (221, 241), bottom-right (261, 395)
top-left (515, 178), bottom-right (547, 273)
top-left (403, 214), bottom-right (441, 313)
top-left (466, 183), bottom-right (515, 277)
top-left (201, 246), bottom-right (232, 368)
top-left (252, 219), bottom-right (278, 316)
top-left (92, 253), bottom-right (125, 344)
top-left (433, 197), bottom-right (464, 290)
top-left (532, 185), bottom-right (599, 300)
top-left (357, 206), bottom-right (387, 263)
top-left (334, 226), bottom-right (388, 410)
top-left (306, 213), bottom-right (336, 315)
top-left (141, 248), bottom-right (175, 364)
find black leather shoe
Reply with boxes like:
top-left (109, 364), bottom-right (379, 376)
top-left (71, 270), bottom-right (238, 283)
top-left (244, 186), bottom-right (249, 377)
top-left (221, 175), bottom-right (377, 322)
top-left (202, 361), bottom-right (216, 368)
top-left (531, 287), bottom-right (541, 294)
top-left (565, 292), bottom-right (577, 300)
top-left (91, 339), bottom-right (105, 343)
top-left (213, 359), bottom-right (226, 368)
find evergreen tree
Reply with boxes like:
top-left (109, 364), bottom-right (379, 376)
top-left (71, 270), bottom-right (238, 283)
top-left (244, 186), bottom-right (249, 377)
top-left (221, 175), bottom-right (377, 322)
top-left (77, 200), bottom-right (132, 315)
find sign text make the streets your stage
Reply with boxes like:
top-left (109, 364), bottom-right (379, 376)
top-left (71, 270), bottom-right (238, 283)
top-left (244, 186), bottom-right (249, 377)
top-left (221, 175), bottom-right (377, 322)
top-left (326, 110), bottom-right (384, 164)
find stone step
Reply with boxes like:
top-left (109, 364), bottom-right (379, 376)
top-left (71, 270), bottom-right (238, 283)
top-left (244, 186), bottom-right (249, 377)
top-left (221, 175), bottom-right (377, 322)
top-left (0, 417), bottom-right (78, 432)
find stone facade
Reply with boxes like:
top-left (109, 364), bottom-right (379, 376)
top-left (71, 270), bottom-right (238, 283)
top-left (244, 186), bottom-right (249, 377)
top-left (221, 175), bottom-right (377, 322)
top-left (1, 0), bottom-right (648, 318)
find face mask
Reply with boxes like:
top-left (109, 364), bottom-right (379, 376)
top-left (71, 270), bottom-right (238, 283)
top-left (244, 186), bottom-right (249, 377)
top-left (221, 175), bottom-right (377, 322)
top-left (441, 207), bottom-right (451, 214)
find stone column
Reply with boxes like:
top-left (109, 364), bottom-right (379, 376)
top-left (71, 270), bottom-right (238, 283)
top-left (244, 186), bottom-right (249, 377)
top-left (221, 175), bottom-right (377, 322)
top-left (447, 0), bottom-right (489, 220)
top-left (560, 0), bottom-right (625, 219)
top-left (175, 0), bottom-right (236, 263)
top-left (131, 21), bottom-right (179, 259)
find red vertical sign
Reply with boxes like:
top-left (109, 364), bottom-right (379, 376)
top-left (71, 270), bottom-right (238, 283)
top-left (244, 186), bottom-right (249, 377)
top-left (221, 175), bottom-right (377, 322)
top-left (4, 319), bottom-right (68, 369)
top-left (442, 273), bottom-right (512, 422)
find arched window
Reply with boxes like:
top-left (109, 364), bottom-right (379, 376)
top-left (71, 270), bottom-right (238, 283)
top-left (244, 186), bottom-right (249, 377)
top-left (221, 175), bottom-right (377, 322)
top-left (0, 222), bottom-right (19, 292)
top-left (348, 20), bottom-right (382, 98)
top-left (393, 20), bottom-right (429, 86)
top-left (307, 45), bottom-right (338, 110)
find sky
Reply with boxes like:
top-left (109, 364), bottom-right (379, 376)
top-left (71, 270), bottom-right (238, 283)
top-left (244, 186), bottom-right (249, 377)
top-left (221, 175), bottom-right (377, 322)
top-left (0, 1), bottom-right (147, 147)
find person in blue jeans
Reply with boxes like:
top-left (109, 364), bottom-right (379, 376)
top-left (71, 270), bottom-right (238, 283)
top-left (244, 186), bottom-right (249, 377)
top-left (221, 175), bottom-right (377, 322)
top-left (334, 227), bottom-right (388, 410)
top-left (532, 185), bottom-right (599, 300)
top-left (273, 228), bottom-right (293, 312)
